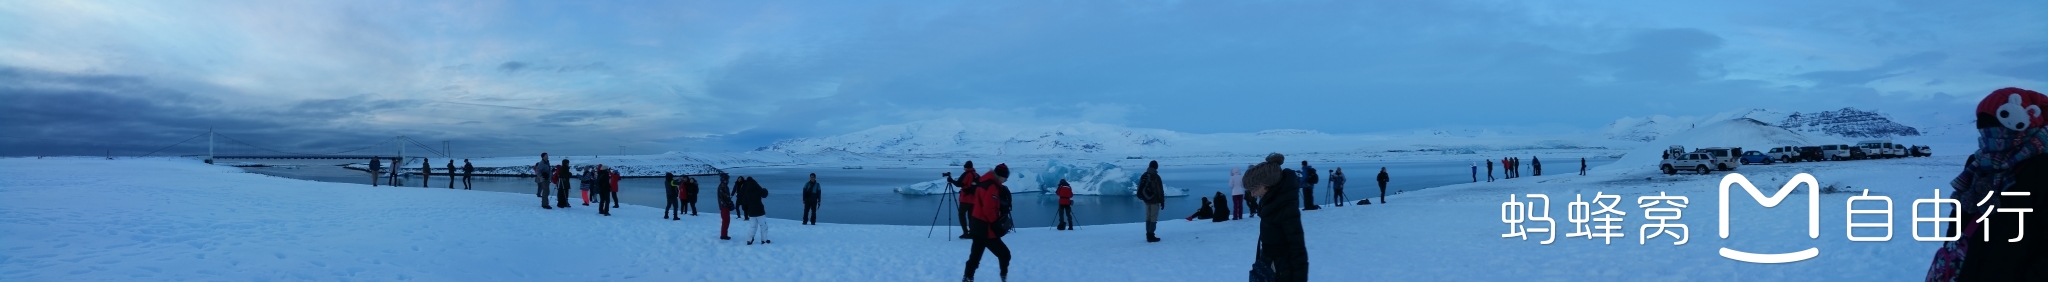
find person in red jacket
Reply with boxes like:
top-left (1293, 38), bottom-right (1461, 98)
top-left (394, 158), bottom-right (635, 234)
top-left (946, 161), bottom-right (980, 239)
top-left (608, 168), bottom-right (623, 209)
top-left (963, 163), bottom-right (1013, 282)
top-left (1056, 179), bottom-right (1075, 230)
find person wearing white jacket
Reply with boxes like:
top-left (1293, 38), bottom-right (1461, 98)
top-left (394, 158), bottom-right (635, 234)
top-left (1230, 167), bottom-right (1246, 220)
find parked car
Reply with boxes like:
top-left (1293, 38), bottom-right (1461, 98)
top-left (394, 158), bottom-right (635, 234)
top-left (1849, 147), bottom-right (1869, 160)
top-left (1910, 145), bottom-right (1933, 157)
top-left (1661, 145), bottom-right (1686, 160)
top-left (1694, 147), bottom-right (1743, 171)
top-left (1740, 151), bottom-right (1776, 165)
top-left (1858, 140), bottom-right (1901, 159)
top-left (1821, 144), bottom-right (1854, 161)
top-left (1661, 152), bottom-right (1721, 175)
top-left (1796, 146), bottom-right (1825, 162)
top-left (1765, 146), bottom-right (1803, 163)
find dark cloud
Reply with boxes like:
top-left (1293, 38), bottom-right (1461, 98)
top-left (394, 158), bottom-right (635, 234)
top-left (536, 109), bottom-right (628, 127)
top-left (499, 61), bottom-right (528, 73)
top-left (0, 66), bottom-right (612, 157)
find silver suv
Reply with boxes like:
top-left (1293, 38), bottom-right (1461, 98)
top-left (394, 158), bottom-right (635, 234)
top-left (1694, 147), bottom-right (1743, 171)
top-left (1662, 152), bottom-right (1721, 175)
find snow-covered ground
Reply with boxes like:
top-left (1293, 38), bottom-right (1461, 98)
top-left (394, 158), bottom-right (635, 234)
top-left (3, 149), bottom-right (1960, 280)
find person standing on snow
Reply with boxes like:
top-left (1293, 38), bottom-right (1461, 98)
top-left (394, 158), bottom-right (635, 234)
top-left (533, 154), bottom-right (552, 209)
top-left (1230, 168), bottom-right (1246, 220)
top-left (962, 163), bottom-right (1014, 282)
top-left (664, 173), bottom-right (682, 220)
top-left (740, 175), bottom-right (772, 245)
top-left (682, 176), bottom-right (700, 216)
top-left (554, 159), bottom-right (572, 208)
top-left (1299, 161), bottom-right (1320, 210)
top-left (579, 167), bottom-right (594, 206)
top-left (1532, 157), bottom-right (1542, 176)
top-left (608, 168), bottom-right (623, 209)
top-left (1580, 158), bottom-right (1588, 176)
top-left (461, 159), bottom-right (474, 190)
top-left (802, 173), bottom-right (823, 225)
top-left (1329, 168), bottom-right (1347, 207)
top-left (1056, 179), bottom-right (1076, 230)
top-left (1243, 153), bottom-right (1309, 282)
top-left (1470, 162), bottom-right (1477, 183)
top-left (389, 158), bottom-right (401, 186)
top-left (368, 157), bottom-right (382, 187)
top-left (1376, 167), bottom-right (1391, 204)
top-left (445, 160), bottom-right (456, 189)
top-left (594, 165), bottom-right (613, 216)
top-left (607, 168), bottom-right (622, 209)
top-left (1136, 160), bottom-right (1167, 242)
top-left (1485, 159), bottom-right (1495, 182)
top-left (946, 161), bottom-right (981, 239)
top-left (716, 173), bottom-right (734, 240)
top-left (421, 158), bottom-right (432, 188)
top-left (1924, 87), bottom-right (2048, 281)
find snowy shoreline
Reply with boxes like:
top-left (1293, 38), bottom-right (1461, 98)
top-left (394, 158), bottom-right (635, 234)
top-left (4, 149), bottom-right (1965, 280)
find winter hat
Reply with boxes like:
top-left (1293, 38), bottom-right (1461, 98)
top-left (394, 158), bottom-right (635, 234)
top-left (1243, 153), bottom-right (1287, 188)
top-left (991, 163), bottom-right (1010, 178)
top-left (1058, 179), bottom-right (1070, 186)
top-left (1148, 160), bottom-right (1159, 170)
top-left (1976, 87), bottom-right (2048, 131)
top-left (964, 161), bottom-right (975, 169)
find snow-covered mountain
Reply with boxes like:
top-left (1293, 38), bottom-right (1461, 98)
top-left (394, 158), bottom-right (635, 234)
top-left (757, 119), bottom-right (1178, 156)
top-left (1603, 108), bottom-right (1919, 142)
top-left (1777, 107), bottom-right (1922, 139)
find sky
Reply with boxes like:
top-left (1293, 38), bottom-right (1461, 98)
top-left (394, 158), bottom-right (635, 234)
top-left (1, 0), bottom-right (2042, 157)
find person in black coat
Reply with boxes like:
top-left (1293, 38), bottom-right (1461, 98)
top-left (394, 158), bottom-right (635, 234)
top-left (802, 173), bottom-right (823, 225)
top-left (1244, 153), bottom-right (1308, 282)
top-left (1948, 157), bottom-right (2047, 280)
top-left (420, 159), bottom-right (432, 188)
top-left (445, 160), bottom-right (456, 189)
top-left (664, 173), bottom-right (681, 220)
top-left (1211, 191), bottom-right (1230, 222)
top-left (1185, 197), bottom-right (1213, 221)
top-left (1376, 167), bottom-right (1391, 204)
top-left (740, 176), bottom-right (771, 245)
top-left (682, 176), bottom-right (700, 216)
top-left (462, 159), bottom-right (474, 190)
top-left (368, 157), bottom-right (382, 187)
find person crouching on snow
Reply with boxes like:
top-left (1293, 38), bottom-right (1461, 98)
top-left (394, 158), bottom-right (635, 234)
top-left (1243, 153), bottom-right (1309, 282)
top-left (1186, 197), bottom-right (1214, 221)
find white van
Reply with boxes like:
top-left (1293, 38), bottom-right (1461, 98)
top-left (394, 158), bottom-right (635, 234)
top-left (1820, 144), bottom-right (1854, 161)
top-left (1857, 140), bottom-right (1899, 159)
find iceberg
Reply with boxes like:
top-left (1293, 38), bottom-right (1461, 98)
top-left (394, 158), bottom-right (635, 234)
top-left (894, 160), bottom-right (1183, 196)
top-left (895, 170), bottom-right (1043, 195)
top-left (1034, 159), bottom-right (1185, 197)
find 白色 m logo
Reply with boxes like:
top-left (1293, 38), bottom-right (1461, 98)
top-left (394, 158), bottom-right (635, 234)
top-left (1718, 173), bottom-right (1820, 264)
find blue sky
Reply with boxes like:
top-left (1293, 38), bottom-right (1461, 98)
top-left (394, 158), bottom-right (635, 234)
top-left (1, 0), bottom-right (2042, 157)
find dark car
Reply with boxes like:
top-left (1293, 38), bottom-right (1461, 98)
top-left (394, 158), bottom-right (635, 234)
top-left (1796, 146), bottom-right (1825, 162)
